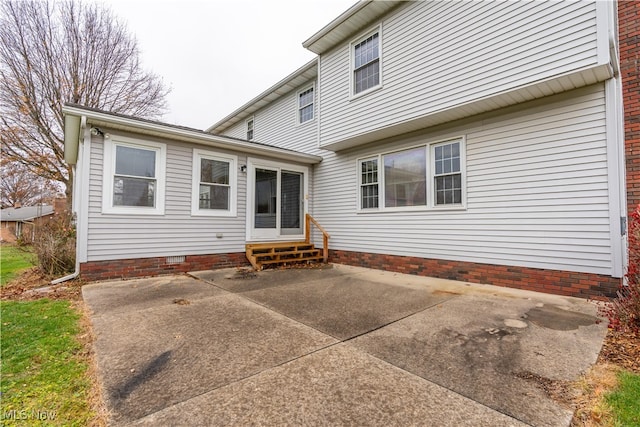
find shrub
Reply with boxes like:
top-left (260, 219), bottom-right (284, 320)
top-left (600, 204), bottom-right (640, 335)
top-left (31, 210), bottom-right (76, 276)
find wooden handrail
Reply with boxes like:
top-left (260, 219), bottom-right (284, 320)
top-left (305, 213), bottom-right (330, 263)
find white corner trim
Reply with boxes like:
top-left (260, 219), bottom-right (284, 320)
top-left (595, 1), bottom-right (611, 66)
top-left (604, 78), bottom-right (625, 278)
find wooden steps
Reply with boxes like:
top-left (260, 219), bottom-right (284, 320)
top-left (246, 242), bottom-right (324, 270)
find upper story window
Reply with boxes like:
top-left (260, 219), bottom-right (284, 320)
top-left (352, 29), bottom-right (381, 95)
top-left (102, 137), bottom-right (166, 215)
top-left (191, 149), bottom-right (237, 217)
top-left (358, 138), bottom-right (465, 211)
top-left (298, 86), bottom-right (314, 124)
top-left (246, 117), bottom-right (254, 140)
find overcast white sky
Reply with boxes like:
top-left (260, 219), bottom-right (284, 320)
top-left (98, 0), bottom-right (355, 130)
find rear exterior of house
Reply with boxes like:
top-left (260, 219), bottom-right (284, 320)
top-left (65, 0), bottom-right (632, 299)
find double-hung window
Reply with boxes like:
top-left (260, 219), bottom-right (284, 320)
top-left (246, 118), bottom-right (254, 140)
top-left (103, 137), bottom-right (166, 215)
top-left (433, 141), bottom-right (462, 205)
top-left (298, 86), bottom-right (314, 124)
top-left (360, 158), bottom-right (379, 209)
top-left (358, 138), bottom-right (465, 211)
top-left (191, 149), bottom-right (237, 216)
top-left (352, 29), bottom-right (381, 95)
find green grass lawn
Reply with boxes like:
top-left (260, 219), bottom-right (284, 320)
top-left (0, 299), bottom-right (94, 426)
top-left (607, 370), bottom-right (640, 426)
top-left (0, 245), bottom-right (35, 285)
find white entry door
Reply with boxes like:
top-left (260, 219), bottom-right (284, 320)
top-left (247, 159), bottom-right (307, 241)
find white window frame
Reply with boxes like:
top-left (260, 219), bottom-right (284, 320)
top-left (102, 136), bottom-right (166, 215)
top-left (431, 139), bottom-right (465, 208)
top-left (191, 149), bottom-right (237, 217)
top-left (350, 25), bottom-right (383, 99)
top-left (356, 137), bottom-right (466, 212)
top-left (358, 156), bottom-right (379, 210)
top-left (246, 117), bottom-right (254, 141)
top-left (296, 84), bottom-right (315, 125)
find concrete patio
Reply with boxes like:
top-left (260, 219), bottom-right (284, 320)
top-left (82, 264), bottom-right (607, 426)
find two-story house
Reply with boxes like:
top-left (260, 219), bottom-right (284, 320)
top-left (62, 0), bottom-right (634, 299)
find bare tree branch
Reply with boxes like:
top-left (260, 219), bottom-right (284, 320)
top-left (0, 0), bottom-right (170, 205)
top-left (0, 161), bottom-right (61, 208)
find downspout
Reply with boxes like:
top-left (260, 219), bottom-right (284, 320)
top-left (51, 115), bottom-right (85, 285)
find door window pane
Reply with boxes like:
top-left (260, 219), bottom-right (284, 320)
top-left (255, 168), bottom-right (277, 228)
top-left (281, 171), bottom-right (302, 233)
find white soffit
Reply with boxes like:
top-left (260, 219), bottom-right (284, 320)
top-left (302, 1), bottom-right (400, 55)
top-left (206, 60), bottom-right (318, 134)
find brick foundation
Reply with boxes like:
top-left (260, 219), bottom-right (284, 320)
top-left (80, 253), bottom-right (249, 281)
top-left (330, 249), bottom-right (620, 299)
top-left (619, 0), bottom-right (640, 217)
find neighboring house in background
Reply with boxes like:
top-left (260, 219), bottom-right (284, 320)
top-left (62, 0), bottom-right (637, 299)
top-left (0, 205), bottom-right (55, 242)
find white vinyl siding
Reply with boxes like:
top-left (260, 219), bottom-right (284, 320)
top-left (318, 1), bottom-right (601, 148)
top-left (311, 84), bottom-right (613, 275)
top-left (87, 133), bottom-right (247, 261)
top-left (220, 79), bottom-right (320, 155)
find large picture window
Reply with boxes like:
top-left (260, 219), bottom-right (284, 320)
top-left (383, 147), bottom-right (426, 208)
top-left (102, 137), bottom-right (166, 215)
top-left (191, 149), bottom-right (237, 216)
top-left (358, 138), bottom-right (465, 211)
top-left (352, 29), bottom-right (381, 95)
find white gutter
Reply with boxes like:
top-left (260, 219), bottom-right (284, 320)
top-left (63, 105), bottom-right (323, 164)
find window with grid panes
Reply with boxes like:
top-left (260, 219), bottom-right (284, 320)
top-left (298, 87), bottom-right (314, 123)
top-left (433, 141), bottom-right (462, 205)
top-left (353, 32), bottom-right (380, 94)
top-left (360, 158), bottom-right (379, 209)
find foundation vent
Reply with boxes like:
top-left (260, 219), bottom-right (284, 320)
top-left (166, 255), bottom-right (186, 265)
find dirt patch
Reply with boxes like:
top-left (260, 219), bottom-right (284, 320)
top-left (598, 329), bottom-right (640, 374)
top-left (1, 267), bottom-right (84, 301)
top-left (515, 371), bottom-right (578, 409)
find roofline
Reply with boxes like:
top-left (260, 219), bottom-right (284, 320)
top-left (302, 1), bottom-right (369, 51)
top-left (62, 105), bottom-right (323, 165)
top-left (206, 59), bottom-right (318, 133)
